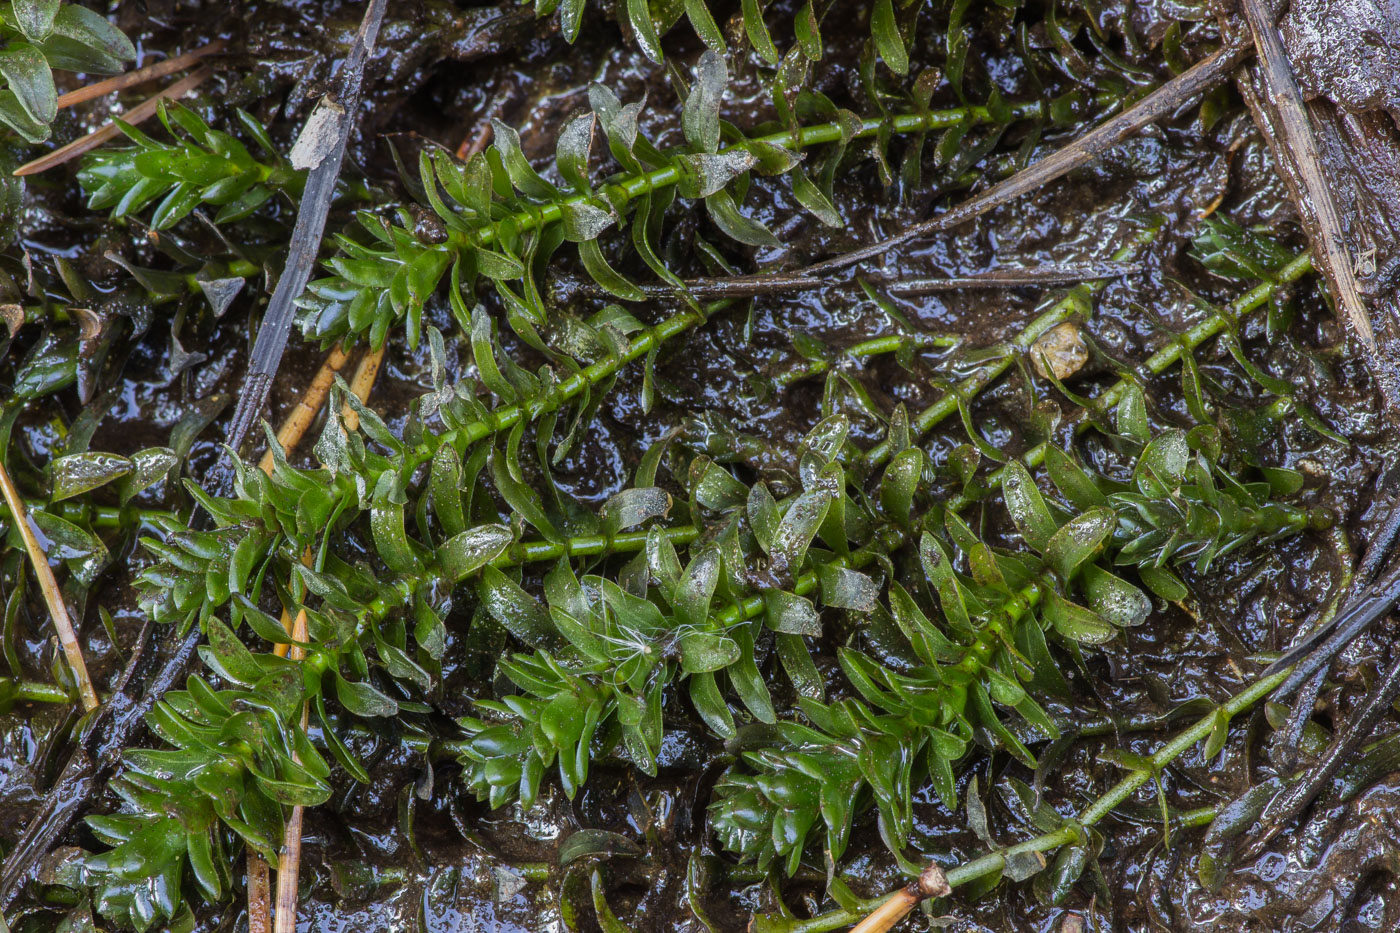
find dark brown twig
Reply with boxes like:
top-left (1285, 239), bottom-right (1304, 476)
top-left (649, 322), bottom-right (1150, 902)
top-left (796, 43), bottom-right (1249, 278)
top-left (1237, 0), bottom-right (1376, 356)
top-left (0, 626), bottom-right (202, 908)
top-left (1243, 646), bottom-right (1400, 859)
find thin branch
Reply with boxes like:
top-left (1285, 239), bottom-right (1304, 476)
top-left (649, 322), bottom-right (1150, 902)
top-left (1237, 0), bottom-right (1376, 357)
top-left (849, 866), bottom-right (950, 933)
top-left (1249, 649), bottom-right (1400, 859)
top-left (0, 460), bottom-right (98, 712)
top-left (797, 43), bottom-right (1248, 279)
top-left (273, 608), bottom-right (311, 933)
top-left (13, 66), bottom-right (215, 177)
top-left (55, 40), bottom-right (226, 109)
top-left (557, 262), bottom-right (1139, 301)
top-left (266, 345), bottom-right (386, 932)
top-left (226, 0), bottom-right (389, 454)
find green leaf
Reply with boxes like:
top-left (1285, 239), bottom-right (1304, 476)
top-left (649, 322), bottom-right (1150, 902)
top-left (1044, 508), bottom-right (1114, 580)
top-left (0, 41), bottom-right (55, 124)
top-left (1116, 385), bottom-right (1151, 444)
top-left (741, 0), bottom-right (779, 64)
top-left (770, 486), bottom-right (834, 575)
top-left (51, 4), bottom-right (135, 66)
top-left (1138, 565), bottom-right (1188, 601)
top-left (790, 168), bottom-right (841, 227)
top-left (600, 487), bottom-right (671, 536)
top-left (559, 0), bottom-right (585, 40)
top-left (676, 150), bottom-right (756, 201)
top-left (622, 1), bottom-right (662, 60)
top-left (684, 0), bottom-right (726, 52)
top-left (1202, 708), bottom-right (1230, 760)
top-left (49, 451), bottom-right (131, 501)
top-left (1043, 590), bottom-right (1117, 645)
top-left (1082, 565), bottom-right (1150, 627)
top-left (11, 0), bottom-right (59, 41)
top-left (440, 524), bottom-right (512, 582)
top-left (120, 447), bottom-right (179, 504)
top-left (370, 496), bottom-right (423, 575)
top-left (689, 671), bottom-right (736, 737)
top-left (705, 188), bottom-right (780, 247)
top-left (871, 0), bottom-right (909, 74)
top-left (199, 617), bottom-right (264, 688)
top-left (578, 238), bottom-right (645, 301)
top-left (679, 631), bottom-right (741, 673)
top-left (674, 545), bottom-right (720, 630)
top-left (1135, 429), bottom-right (1189, 497)
top-left (0, 88), bottom-right (47, 140)
top-left (556, 112), bottom-right (595, 192)
top-left (682, 50), bottom-right (726, 153)
top-left (1043, 445), bottom-right (1106, 511)
top-left (478, 566), bottom-right (562, 650)
top-left (1001, 461), bottom-right (1057, 552)
top-left (490, 119), bottom-right (556, 200)
top-left (333, 671), bottom-right (399, 718)
top-left (763, 589), bottom-right (820, 635)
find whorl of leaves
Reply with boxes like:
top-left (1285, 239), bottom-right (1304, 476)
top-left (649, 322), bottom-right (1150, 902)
top-left (77, 103), bottom-right (299, 230)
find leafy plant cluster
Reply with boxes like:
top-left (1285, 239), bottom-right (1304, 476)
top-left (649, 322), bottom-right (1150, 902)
top-left (77, 102), bottom-right (302, 230)
top-left (77, 49), bottom-right (1108, 358)
top-left (708, 394), bottom-right (1319, 875)
top-left (0, 0), bottom-right (134, 141)
top-left (0, 1), bottom-right (1346, 929)
top-left (73, 310), bottom-right (1322, 927)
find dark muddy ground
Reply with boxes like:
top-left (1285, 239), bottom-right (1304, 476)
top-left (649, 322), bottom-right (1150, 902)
top-left (2, 0), bottom-right (1398, 931)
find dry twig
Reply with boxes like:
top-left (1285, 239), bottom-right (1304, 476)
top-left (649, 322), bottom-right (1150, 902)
top-left (258, 340), bottom-right (386, 933)
top-left (246, 851), bottom-right (272, 933)
top-left (257, 343), bottom-right (353, 475)
top-left (848, 865), bottom-right (951, 933)
top-left (340, 344), bottom-right (386, 432)
top-left (55, 40), bottom-right (226, 109)
top-left (273, 606), bottom-right (312, 933)
top-left (0, 460), bottom-right (99, 712)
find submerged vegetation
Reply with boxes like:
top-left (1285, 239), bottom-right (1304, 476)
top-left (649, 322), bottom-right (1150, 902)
top-left (0, 0), bottom-right (1393, 931)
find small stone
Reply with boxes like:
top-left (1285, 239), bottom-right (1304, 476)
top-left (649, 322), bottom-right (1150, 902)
top-left (1031, 322), bottom-right (1089, 381)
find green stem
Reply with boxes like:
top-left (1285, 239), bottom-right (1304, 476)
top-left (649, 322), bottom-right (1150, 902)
top-left (786, 666), bottom-right (1292, 933)
top-left (946, 249), bottom-right (1315, 514)
top-left (465, 98), bottom-right (1070, 255)
top-left (774, 332), bottom-right (960, 388)
top-left (864, 221), bottom-right (1164, 469)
